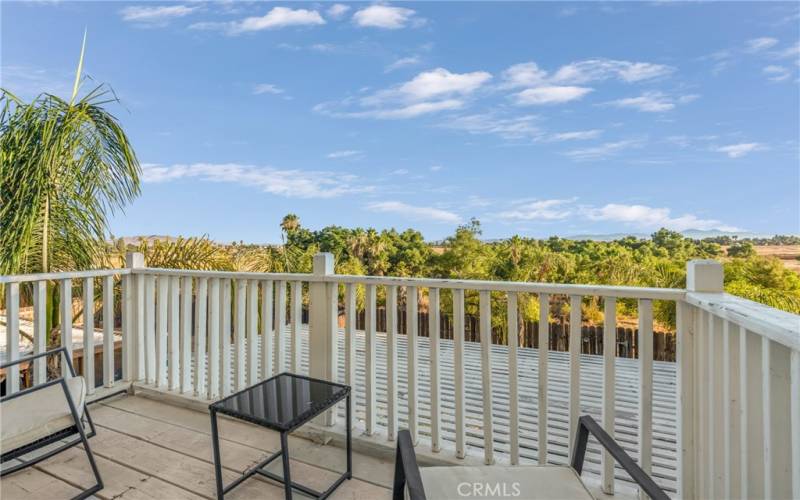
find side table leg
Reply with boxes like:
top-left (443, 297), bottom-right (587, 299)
top-left (280, 431), bottom-right (293, 499)
top-left (210, 410), bottom-right (224, 499)
top-left (346, 394), bottom-right (352, 479)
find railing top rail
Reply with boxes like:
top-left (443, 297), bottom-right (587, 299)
top-left (686, 291), bottom-right (800, 351)
top-left (132, 267), bottom-right (686, 300)
top-left (0, 268), bottom-right (130, 284)
top-left (321, 274), bottom-right (687, 300)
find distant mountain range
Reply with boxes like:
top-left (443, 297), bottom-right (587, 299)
top-left (563, 229), bottom-right (777, 242)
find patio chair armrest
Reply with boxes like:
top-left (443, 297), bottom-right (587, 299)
top-left (0, 346), bottom-right (76, 376)
top-left (393, 430), bottom-right (427, 500)
top-left (570, 415), bottom-right (669, 500)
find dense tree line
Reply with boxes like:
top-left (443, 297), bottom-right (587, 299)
top-left (126, 215), bottom-right (799, 333)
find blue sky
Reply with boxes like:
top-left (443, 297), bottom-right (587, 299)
top-left (3, 1), bottom-right (799, 243)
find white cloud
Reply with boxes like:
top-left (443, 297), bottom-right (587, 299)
top-left (715, 143), bottom-right (765, 158)
top-left (393, 68), bottom-right (492, 101)
top-left (120, 5), bottom-right (196, 25)
top-left (252, 83), bottom-right (284, 95)
top-left (390, 169), bottom-right (409, 175)
top-left (498, 198), bottom-right (576, 221)
top-left (317, 68), bottom-right (490, 120)
top-left (745, 37), bottom-right (779, 53)
top-left (549, 59), bottom-right (675, 84)
top-left (564, 139), bottom-right (643, 161)
top-left (327, 150), bottom-right (363, 159)
top-left (440, 113), bottom-right (540, 140)
top-left (141, 163), bottom-right (370, 198)
top-left (326, 4), bottom-right (350, 20)
top-left (352, 5), bottom-right (418, 29)
top-left (604, 91), bottom-right (698, 112)
top-left (583, 203), bottom-right (739, 231)
top-left (430, 165), bottom-right (443, 171)
top-left (548, 130), bottom-right (603, 141)
top-left (500, 59), bottom-right (673, 89)
top-left (366, 201), bottom-right (461, 224)
top-left (191, 7), bottom-right (325, 34)
top-left (385, 56), bottom-right (421, 73)
top-left (514, 86), bottom-right (592, 105)
top-left (776, 42), bottom-right (800, 59)
top-left (501, 62), bottom-right (548, 89)
top-left (763, 65), bottom-right (791, 81)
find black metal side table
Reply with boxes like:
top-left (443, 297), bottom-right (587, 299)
top-left (209, 372), bottom-right (352, 499)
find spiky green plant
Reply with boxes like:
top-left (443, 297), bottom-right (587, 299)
top-left (0, 32), bottom-right (140, 275)
top-left (0, 32), bottom-right (140, 341)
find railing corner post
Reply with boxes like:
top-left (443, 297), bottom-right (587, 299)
top-left (310, 253), bottom-right (338, 425)
top-left (123, 251), bottom-right (145, 383)
top-left (686, 259), bottom-right (724, 293)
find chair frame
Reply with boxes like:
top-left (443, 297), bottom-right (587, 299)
top-left (1, 347), bottom-right (103, 500)
top-left (393, 414), bottom-right (669, 500)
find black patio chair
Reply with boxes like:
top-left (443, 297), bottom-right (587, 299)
top-left (1, 347), bottom-right (103, 499)
top-left (393, 414), bottom-right (669, 500)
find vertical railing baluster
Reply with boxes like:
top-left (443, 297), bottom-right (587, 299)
top-left (61, 278), bottom-right (73, 378)
top-left (365, 284), bottom-right (377, 435)
top-left (386, 285), bottom-right (398, 441)
top-left (676, 301), bottom-right (695, 500)
top-left (479, 290), bottom-right (494, 465)
top-left (247, 279), bottom-right (258, 384)
top-left (207, 278), bottom-right (220, 400)
top-left (194, 278), bottom-right (208, 397)
top-left (180, 277), bottom-right (192, 393)
top-left (83, 277), bottom-right (95, 393)
top-left (144, 275), bottom-right (155, 383)
top-left (235, 279), bottom-right (246, 390)
top-left (291, 281), bottom-right (302, 373)
top-left (568, 294), bottom-right (581, 461)
top-left (790, 346), bottom-right (800, 500)
top-left (260, 280), bottom-right (274, 379)
top-left (168, 276), bottom-right (179, 391)
top-left (508, 292), bottom-right (520, 465)
top-left (275, 281), bottom-right (287, 372)
top-left (345, 283), bottom-right (356, 426)
top-left (134, 274), bottom-right (145, 381)
top-left (156, 276), bottom-right (168, 388)
top-left (638, 299), bottom-right (653, 499)
top-left (602, 296), bottom-right (616, 494)
top-left (453, 288), bottom-right (466, 459)
top-left (219, 278), bottom-right (232, 396)
top-left (707, 312), bottom-right (716, 499)
top-left (762, 336), bottom-right (772, 499)
top-left (538, 293), bottom-right (549, 465)
top-left (103, 275), bottom-right (115, 388)
top-left (722, 320), bottom-right (733, 499)
top-left (407, 285), bottom-right (419, 444)
top-left (122, 274), bottom-right (132, 382)
top-left (33, 280), bottom-right (47, 385)
top-left (5, 282), bottom-right (20, 394)
top-left (739, 327), bottom-right (749, 498)
top-left (429, 287), bottom-right (441, 453)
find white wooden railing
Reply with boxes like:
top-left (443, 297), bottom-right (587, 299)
top-left (2, 254), bottom-right (798, 499)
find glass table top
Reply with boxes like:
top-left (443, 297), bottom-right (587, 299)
top-left (210, 373), bottom-right (349, 431)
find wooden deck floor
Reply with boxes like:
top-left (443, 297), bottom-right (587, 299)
top-left (0, 394), bottom-right (394, 499)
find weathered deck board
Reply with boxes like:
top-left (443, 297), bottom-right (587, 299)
top-left (0, 395), bottom-right (393, 499)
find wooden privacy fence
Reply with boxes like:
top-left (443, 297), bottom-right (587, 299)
top-left (345, 307), bottom-right (675, 362)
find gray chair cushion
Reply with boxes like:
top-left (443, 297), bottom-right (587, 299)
top-left (417, 465), bottom-right (595, 500)
top-left (1, 376), bottom-right (86, 453)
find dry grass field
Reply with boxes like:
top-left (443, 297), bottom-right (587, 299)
top-left (754, 245), bottom-right (800, 274)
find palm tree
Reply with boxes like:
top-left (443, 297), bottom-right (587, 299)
top-left (0, 32), bottom-right (140, 340)
top-left (279, 214), bottom-right (300, 271)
